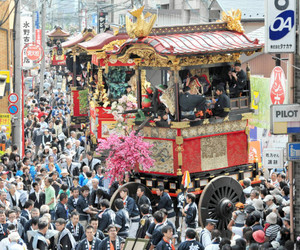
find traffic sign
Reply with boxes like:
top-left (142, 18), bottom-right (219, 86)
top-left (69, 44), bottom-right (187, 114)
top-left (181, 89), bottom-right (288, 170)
top-left (8, 105), bottom-right (18, 115)
top-left (8, 93), bottom-right (19, 103)
top-left (26, 44), bottom-right (42, 61)
top-left (287, 143), bottom-right (300, 161)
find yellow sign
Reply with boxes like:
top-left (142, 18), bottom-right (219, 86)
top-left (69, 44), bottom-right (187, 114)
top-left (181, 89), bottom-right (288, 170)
top-left (0, 71), bottom-right (10, 83)
top-left (0, 113), bottom-right (11, 138)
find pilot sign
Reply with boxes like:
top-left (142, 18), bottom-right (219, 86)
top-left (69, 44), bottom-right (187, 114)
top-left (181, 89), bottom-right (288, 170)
top-left (265, 0), bottom-right (296, 53)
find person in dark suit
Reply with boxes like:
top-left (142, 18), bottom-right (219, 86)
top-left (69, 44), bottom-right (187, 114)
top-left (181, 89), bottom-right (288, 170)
top-left (98, 225), bottom-right (123, 250)
top-left (182, 193), bottom-right (198, 229)
top-left (228, 61), bottom-right (247, 97)
top-left (55, 218), bottom-right (76, 250)
top-left (212, 85), bottom-right (230, 118)
top-left (24, 208), bottom-right (40, 232)
top-left (178, 228), bottom-right (204, 250)
top-left (29, 219), bottom-right (49, 250)
top-left (89, 188), bottom-right (110, 209)
top-left (98, 199), bottom-right (116, 233)
top-left (136, 185), bottom-right (152, 212)
top-left (119, 187), bottom-right (140, 238)
top-left (29, 182), bottom-right (45, 209)
top-left (21, 200), bottom-right (34, 221)
top-left (76, 225), bottom-right (102, 250)
top-left (67, 187), bottom-right (80, 213)
top-left (136, 204), bottom-right (153, 238)
top-left (66, 211), bottom-right (84, 242)
top-left (156, 225), bottom-right (176, 250)
top-left (179, 86), bottom-right (206, 120)
top-left (114, 198), bottom-right (130, 238)
top-left (55, 193), bottom-right (68, 220)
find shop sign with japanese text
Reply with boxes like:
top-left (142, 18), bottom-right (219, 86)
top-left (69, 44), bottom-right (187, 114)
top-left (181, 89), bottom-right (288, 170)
top-left (263, 148), bottom-right (284, 169)
top-left (21, 15), bottom-right (33, 67)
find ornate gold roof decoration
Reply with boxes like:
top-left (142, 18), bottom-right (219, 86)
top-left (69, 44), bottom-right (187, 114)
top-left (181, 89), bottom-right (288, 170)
top-left (126, 6), bottom-right (157, 38)
top-left (220, 9), bottom-right (244, 33)
top-left (95, 39), bottom-right (127, 59)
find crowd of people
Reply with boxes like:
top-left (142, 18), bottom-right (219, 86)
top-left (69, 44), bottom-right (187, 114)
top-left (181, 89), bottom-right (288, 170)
top-left (0, 72), bottom-right (296, 250)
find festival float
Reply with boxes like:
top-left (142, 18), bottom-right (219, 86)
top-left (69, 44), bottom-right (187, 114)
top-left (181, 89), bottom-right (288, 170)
top-left (62, 29), bottom-right (96, 129)
top-left (77, 30), bottom-right (137, 145)
top-left (47, 27), bottom-right (70, 67)
top-left (94, 7), bottom-right (264, 230)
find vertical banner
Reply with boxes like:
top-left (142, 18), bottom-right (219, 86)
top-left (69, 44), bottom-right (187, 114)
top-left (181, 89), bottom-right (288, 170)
top-left (0, 114), bottom-right (11, 140)
top-left (265, 0), bottom-right (296, 53)
top-left (36, 29), bottom-right (42, 46)
top-left (81, 10), bottom-right (87, 30)
top-left (98, 11), bottom-right (108, 33)
top-left (35, 11), bottom-right (39, 29)
top-left (21, 16), bottom-right (33, 67)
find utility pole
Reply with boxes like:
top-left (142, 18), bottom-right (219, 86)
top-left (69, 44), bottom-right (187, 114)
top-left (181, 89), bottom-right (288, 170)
top-left (39, 0), bottom-right (46, 96)
top-left (13, 0), bottom-right (23, 155)
top-left (78, 0), bottom-right (81, 31)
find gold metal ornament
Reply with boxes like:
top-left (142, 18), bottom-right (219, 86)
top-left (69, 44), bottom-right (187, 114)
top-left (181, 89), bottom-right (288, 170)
top-left (220, 9), bottom-right (245, 33)
top-left (126, 6), bottom-right (157, 38)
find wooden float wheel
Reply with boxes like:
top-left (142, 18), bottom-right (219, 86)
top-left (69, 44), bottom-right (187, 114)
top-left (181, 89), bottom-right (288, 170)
top-left (198, 176), bottom-right (243, 230)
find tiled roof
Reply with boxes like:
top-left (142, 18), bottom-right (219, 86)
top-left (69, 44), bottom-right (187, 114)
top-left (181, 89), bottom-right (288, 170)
top-left (109, 30), bottom-right (263, 57)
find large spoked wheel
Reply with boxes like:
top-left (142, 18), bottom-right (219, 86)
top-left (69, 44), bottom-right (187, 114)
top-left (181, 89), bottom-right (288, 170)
top-left (110, 182), bottom-right (154, 210)
top-left (198, 176), bottom-right (243, 231)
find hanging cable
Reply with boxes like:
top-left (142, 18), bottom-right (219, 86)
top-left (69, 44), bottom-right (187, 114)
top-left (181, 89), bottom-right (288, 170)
top-left (0, 0), bottom-right (19, 27)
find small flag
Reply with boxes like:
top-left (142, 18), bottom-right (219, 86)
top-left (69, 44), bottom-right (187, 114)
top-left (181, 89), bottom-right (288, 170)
top-left (182, 171), bottom-right (191, 188)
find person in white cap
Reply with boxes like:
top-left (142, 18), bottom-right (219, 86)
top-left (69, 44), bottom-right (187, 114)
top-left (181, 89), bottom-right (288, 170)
top-left (60, 169), bottom-right (72, 187)
top-left (263, 195), bottom-right (277, 211)
top-left (265, 212), bottom-right (280, 242)
top-left (7, 231), bottom-right (27, 250)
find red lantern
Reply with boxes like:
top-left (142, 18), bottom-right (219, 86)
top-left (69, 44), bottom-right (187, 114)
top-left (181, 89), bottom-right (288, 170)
top-left (146, 87), bottom-right (153, 95)
top-left (142, 97), bottom-right (152, 108)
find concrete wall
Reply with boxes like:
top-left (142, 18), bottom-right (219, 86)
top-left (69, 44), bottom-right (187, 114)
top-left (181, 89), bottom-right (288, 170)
top-left (111, 0), bottom-right (210, 26)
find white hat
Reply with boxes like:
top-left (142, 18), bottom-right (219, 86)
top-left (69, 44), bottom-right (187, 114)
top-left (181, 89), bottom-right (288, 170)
top-left (263, 194), bottom-right (274, 202)
top-left (270, 188), bottom-right (281, 196)
top-left (8, 232), bottom-right (21, 242)
top-left (61, 169), bottom-right (69, 175)
top-left (252, 199), bottom-right (264, 211)
top-left (271, 241), bottom-right (280, 249)
top-left (266, 212), bottom-right (277, 224)
top-left (273, 195), bottom-right (283, 205)
top-left (282, 206), bottom-right (290, 215)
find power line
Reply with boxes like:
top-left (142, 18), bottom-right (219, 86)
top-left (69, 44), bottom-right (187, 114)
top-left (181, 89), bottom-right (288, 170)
top-left (0, 0), bottom-right (19, 27)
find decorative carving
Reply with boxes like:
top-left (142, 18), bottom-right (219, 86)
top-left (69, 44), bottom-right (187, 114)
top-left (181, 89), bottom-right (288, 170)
top-left (201, 135), bottom-right (228, 171)
top-left (95, 40), bottom-right (127, 59)
top-left (171, 121), bottom-right (190, 129)
top-left (220, 9), bottom-right (244, 33)
top-left (175, 136), bottom-right (184, 173)
top-left (181, 120), bottom-right (247, 138)
top-left (126, 6), bottom-right (157, 39)
top-left (144, 139), bottom-right (174, 173)
top-left (117, 45), bottom-right (241, 68)
top-left (135, 126), bottom-right (177, 139)
top-left (118, 46), bottom-right (170, 67)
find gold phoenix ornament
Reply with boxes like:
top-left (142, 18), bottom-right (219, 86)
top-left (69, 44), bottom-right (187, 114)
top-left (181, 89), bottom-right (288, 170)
top-left (126, 6), bottom-right (157, 39)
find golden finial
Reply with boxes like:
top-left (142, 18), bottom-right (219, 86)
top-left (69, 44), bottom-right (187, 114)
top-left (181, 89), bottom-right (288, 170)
top-left (126, 6), bottom-right (157, 38)
top-left (219, 9), bottom-right (244, 33)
